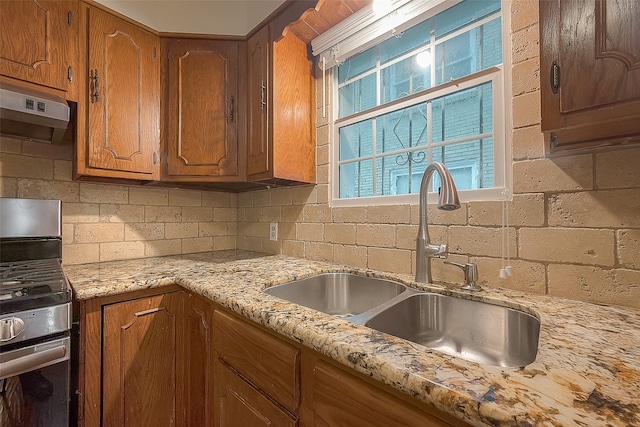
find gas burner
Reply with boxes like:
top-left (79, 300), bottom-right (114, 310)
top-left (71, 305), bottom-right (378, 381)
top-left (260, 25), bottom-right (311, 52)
top-left (0, 258), bottom-right (70, 312)
top-left (1, 258), bottom-right (67, 287)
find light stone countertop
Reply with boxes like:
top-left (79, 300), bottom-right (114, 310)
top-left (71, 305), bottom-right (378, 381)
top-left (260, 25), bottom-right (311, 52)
top-left (64, 250), bottom-right (640, 427)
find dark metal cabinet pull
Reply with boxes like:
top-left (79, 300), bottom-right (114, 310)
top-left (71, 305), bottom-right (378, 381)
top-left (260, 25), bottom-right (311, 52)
top-left (90, 69), bottom-right (99, 102)
top-left (550, 61), bottom-right (560, 94)
top-left (260, 81), bottom-right (266, 109)
top-left (229, 94), bottom-right (235, 122)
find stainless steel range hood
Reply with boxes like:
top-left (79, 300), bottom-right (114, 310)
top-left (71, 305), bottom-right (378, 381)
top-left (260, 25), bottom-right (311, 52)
top-left (0, 83), bottom-right (71, 144)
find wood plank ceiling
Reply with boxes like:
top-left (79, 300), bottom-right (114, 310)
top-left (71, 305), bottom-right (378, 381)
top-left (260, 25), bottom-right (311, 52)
top-left (284, 0), bottom-right (371, 43)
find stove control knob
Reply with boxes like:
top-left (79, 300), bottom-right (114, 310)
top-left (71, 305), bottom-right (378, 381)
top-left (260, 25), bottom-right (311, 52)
top-left (0, 317), bottom-right (25, 342)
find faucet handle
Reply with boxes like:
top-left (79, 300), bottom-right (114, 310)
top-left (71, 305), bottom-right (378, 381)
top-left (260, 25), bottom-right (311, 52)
top-left (427, 243), bottom-right (448, 258)
top-left (444, 261), bottom-right (480, 291)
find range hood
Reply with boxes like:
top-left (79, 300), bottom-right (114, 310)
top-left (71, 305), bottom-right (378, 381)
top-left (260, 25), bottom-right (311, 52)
top-left (0, 82), bottom-right (71, 144)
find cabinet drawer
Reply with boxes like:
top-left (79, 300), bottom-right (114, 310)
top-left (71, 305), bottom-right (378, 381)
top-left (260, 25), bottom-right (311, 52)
top-left (215, 358), bottom-right (297, 427)
top-left (213, 310), bottom-right (300, 412)
top-left (309, 359), bottom-right (456, 427)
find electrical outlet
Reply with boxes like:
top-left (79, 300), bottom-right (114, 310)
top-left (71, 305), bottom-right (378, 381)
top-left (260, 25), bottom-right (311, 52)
top-left (269, 222), bottom-right (278, 241)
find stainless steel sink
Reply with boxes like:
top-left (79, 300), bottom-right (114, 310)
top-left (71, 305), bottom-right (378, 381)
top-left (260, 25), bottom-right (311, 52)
top-left (263, 273), bottom-right (408, 318)
top-left (264, 273), bottom-right (540, 367)
top-left (365, 293), bottom-right (540, 367)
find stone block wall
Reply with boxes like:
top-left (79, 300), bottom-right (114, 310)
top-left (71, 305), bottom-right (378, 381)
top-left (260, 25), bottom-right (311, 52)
top-left (0, 136), bottom-right (237, 265)
top-left (236, 0), bottom-right (640, 308)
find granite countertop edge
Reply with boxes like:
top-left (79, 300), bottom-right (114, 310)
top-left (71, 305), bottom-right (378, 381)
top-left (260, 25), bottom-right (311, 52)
top-left (64, 250), bottom-right (640, 427)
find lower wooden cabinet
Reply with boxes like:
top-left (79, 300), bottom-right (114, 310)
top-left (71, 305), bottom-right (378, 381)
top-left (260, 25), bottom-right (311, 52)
top-left (101, 291), bottom-right (185, 427)
top-left (301, 355), bottom-right (462, 427)
top-left (78, 287), bottom-right (209, 427)
top-left (79, 290), bottom-right (468, 427)
top-left (212, 309), bottom-right (300, 413)
top-left (214, 358), bottom-right (297, 427)
top-left (186, 293), bottom-right (215, 426)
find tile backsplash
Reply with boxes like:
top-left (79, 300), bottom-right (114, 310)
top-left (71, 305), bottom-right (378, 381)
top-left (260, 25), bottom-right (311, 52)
top-left (0, 136), bottom-right (237, 265)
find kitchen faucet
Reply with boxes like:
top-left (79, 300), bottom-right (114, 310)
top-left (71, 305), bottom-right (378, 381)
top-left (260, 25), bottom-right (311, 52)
top-left (415, 162), bottom-right (461, 284)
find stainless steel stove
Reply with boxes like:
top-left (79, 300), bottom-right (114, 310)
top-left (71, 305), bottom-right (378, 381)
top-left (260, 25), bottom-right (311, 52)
top-left (0, 198), bottom-right (72, 427)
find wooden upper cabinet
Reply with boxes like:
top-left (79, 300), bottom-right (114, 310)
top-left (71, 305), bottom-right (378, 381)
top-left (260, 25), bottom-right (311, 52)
top-left (247, 25), bottom-right (271, 180)
top-left (246, 22), bottom-right (316, 185)
top-left (0, 0), bottom-right (77, 93)
top-left (78, 6), bottom-right (160, 180)
top-left (162, 38), bottom-right (241, 181)
top-left (540, 0), bottom-right (640, 152)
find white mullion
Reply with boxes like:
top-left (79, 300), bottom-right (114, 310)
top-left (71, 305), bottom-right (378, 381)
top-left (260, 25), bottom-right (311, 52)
top-left (371, 116), bottom-right (378, 196)
top-left (432, 131), bottom-right (494, 148)
top-left (338, 66), bottom-right (378, 90)
top-left (491, 68), bottom-right (506, 189)
top-left (428, 22), bottom-right (436, 165)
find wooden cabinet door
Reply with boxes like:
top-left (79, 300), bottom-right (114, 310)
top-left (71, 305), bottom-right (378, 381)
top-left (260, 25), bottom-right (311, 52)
top-left (186, 293), bottom-right (214, 426)
top-left (540, 0), bottom-right (640, 151)
top-left (164, 39), bottom-right (239, 180)
top-left (304, 358), bottom-right (457, 427)
top-left (0, 0), bottom-right (76, 91)
top-left (87, 7), bottom-right (160, 178)
top-left (102, 292), bottom-right (185, 427)
top-left (214, 358), bottom-right (297, 427)
top-left (246, 21), bottom-right (316, 184)
top-left (271, 32), bottom-right (315, 183)
top-left (246, 24), bottom-right (271, 179)
top-left (212, 310), bottom-right (300, 413)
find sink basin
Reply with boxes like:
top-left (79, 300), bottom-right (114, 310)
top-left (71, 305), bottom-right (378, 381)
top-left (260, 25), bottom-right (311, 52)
top-left (264, 273), bottom-right (408, 318)
top-left (365, 293), bottom-right (540, 367)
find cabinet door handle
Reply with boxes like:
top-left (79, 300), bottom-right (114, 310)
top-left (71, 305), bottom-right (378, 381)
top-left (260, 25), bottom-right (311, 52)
top-left (550, 61), bottom-right (560, 94)
top-left (153, 152), bottom-right (158, 166)
top-left (260, 81), bottom-right (266, 109)
top-left (68, 66), bottom-right (73, 83)
top-left (90, 69), bottom-right (99, 102)
top-left (229, 94), bottom-right (235, 122)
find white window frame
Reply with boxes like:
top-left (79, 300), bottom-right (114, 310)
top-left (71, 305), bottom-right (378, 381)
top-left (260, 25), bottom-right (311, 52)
top-left (327, 0), bottom-right (512, 207)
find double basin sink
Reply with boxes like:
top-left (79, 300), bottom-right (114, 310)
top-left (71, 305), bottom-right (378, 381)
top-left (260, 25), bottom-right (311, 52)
top-left (264, 273), bottom-right (540, 367)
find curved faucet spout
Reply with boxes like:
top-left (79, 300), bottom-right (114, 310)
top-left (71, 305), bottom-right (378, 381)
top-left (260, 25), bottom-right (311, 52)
top-left (415, 162), bottom-right (461, 283)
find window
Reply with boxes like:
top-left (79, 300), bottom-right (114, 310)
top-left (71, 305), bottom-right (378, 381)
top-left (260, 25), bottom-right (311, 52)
top-left (326, 0), bottom-right (509, 205)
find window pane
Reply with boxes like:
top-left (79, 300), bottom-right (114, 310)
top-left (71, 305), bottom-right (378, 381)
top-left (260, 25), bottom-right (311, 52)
top-left (435, 32), bottom-right (472, 84)
top-left (434, 0), bottom-right (501, 39)
top-left (432, 83), bottom-right (492, 143)
top-left (340, 119), bottom-right (373, 160)
top-left (435, 19), bottom-right (502, 85)
top-left (378, 19), bottom-right (431, 65)
top-left (479, 18), bottom-right (502, 69)
top-left (338, 48), bottom-right (377, 84)
top-left (431, 139), bottom-right (494, 190)
top-left (376, 104), bottom-right (428, 154)
top-left (381, 50), bottom-right (431, 103)
top-left (340, 161), bottom-right (374, 198)
top-left (339, 73), bottom-right (377, 117)
top-left (376, 151), bottom-right (428, 195)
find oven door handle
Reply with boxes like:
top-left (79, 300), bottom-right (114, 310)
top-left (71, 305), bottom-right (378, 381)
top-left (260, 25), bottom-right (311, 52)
top-left (0, 337), bottom-right (70, 380)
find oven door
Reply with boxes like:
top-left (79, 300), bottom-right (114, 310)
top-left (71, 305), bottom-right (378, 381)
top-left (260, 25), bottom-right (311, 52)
top-left (0, 336), bottom-right (70, 427)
